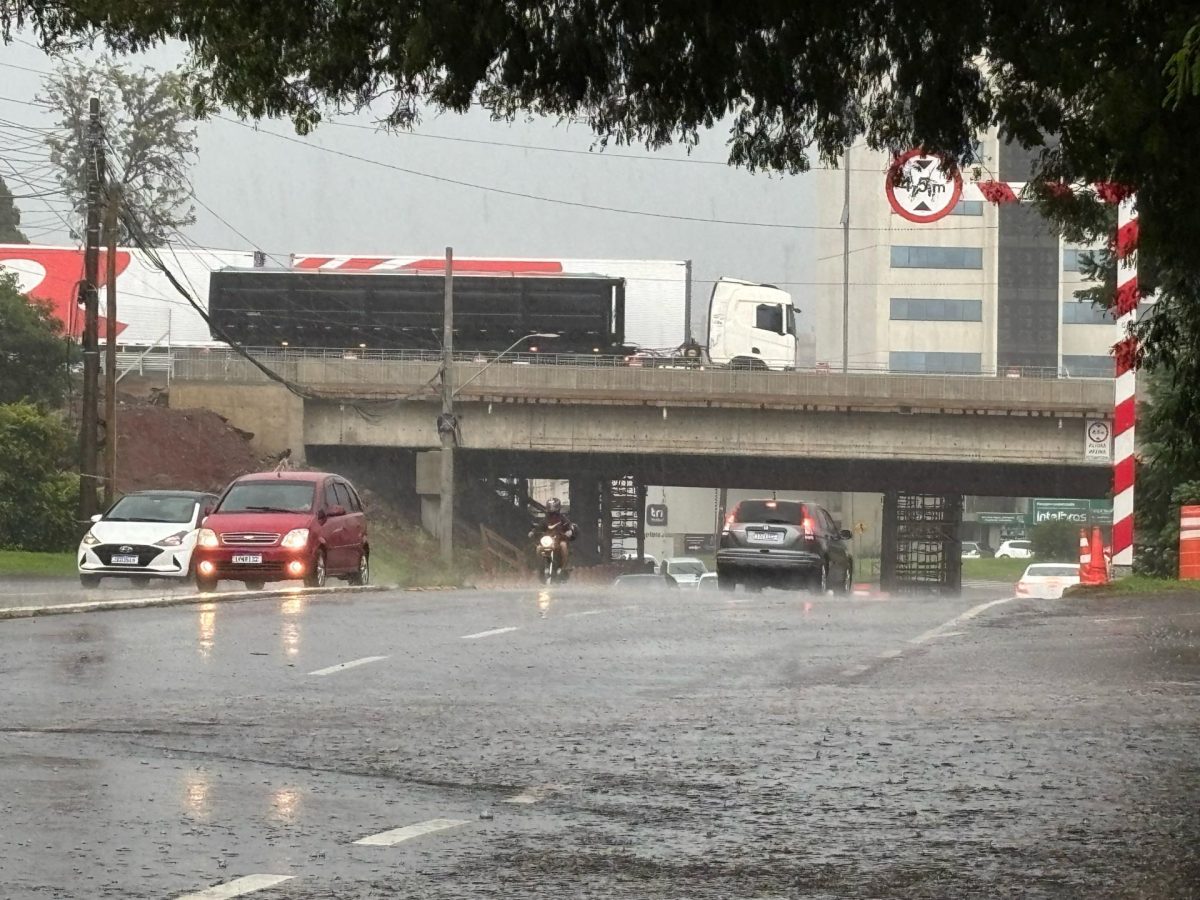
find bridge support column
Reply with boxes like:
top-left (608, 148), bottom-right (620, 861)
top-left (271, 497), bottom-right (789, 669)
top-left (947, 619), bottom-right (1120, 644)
top-left (416, 450), bottom-right (458, 541)
top-left (568, 477), bottom-right (603, 566)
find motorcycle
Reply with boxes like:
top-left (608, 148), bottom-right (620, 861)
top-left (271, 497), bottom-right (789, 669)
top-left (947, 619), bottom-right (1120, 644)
top-left (533, 521), bottom-right (572, 584)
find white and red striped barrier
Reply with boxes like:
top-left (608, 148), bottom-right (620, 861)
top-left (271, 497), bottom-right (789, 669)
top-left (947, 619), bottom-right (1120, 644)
top-left (1180, 505), bottom-right (1200, 580)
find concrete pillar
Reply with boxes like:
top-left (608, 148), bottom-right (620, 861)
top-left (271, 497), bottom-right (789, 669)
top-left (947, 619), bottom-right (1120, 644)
top-left (416, 450), bottom-right (443, 537)
top-left (636, 483), bottom-right (648, 564)
top-left (881, 490), bottom-right (899, 592)
top-left (568, 477), bottom-right (603, 565)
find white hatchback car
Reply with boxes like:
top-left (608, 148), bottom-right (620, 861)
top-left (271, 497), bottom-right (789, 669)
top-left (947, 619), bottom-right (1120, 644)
top-left (78, 490), bottom-right (219, 587)
top-left (1015, 563), bottom-right (1081, 599)
top-left (995, 539), bottom-right (1034, 559)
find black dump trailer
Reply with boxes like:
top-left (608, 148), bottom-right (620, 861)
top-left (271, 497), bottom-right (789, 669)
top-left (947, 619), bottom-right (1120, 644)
top-left (207, 268), bottom-right (628, 354)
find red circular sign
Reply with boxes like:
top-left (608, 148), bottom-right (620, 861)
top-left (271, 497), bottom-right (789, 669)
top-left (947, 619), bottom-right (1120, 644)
top-left (885, 149), bottom-right (964, 223)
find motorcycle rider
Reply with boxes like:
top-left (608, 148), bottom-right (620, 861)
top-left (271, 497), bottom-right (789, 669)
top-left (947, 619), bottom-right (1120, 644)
top-left (531, 498), bottom-right (579, 573)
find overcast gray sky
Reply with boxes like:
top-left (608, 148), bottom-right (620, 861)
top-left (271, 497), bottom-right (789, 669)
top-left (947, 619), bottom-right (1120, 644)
top-left (1, 34), bottom-right (831, 341)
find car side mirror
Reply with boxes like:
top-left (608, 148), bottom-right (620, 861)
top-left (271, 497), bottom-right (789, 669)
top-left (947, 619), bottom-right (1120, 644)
top-left (839, 529), bottom-right (854, 541)
top-left (90, 513), bottom-right (102, 523)
top-left (329, 505), bottom-right (347, 518)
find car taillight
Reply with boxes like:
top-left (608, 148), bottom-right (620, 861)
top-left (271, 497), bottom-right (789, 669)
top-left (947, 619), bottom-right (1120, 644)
top-left (1016, 581), bottom-right (1029, 594)
top-left (802, 517), bottom-right (816, 540)
top-left (723, 513), bottom-right (735, 531)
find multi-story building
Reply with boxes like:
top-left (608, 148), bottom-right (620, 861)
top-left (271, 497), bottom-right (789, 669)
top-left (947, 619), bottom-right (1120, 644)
top-left (811, 133), bottom-right (1114, 376)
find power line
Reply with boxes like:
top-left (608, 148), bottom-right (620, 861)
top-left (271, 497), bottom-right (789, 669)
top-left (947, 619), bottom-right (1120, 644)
top-left (0, 94), bottom-right (55, 110)
top-left (217, 115), bottom-right (995, 234)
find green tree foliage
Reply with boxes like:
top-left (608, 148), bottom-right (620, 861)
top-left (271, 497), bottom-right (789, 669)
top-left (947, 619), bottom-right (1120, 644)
top-left (0, 402), bottom-right (81, 550)
top-left (0, 272), bottom-right (72, 407)
top-left (0, 175), bottom-right (29, 243)
top-left (1030, 520), bottom-right (1081, 563)
top-left (39, 56), bottom-right (197, 243)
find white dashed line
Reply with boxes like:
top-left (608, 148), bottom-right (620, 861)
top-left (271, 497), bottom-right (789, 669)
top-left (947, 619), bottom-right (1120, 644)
top-left (461, 626), bottom-right (519, 640)
top-left (909, 597), bottom-right (1015, 645)
top-left (174, 874), bottom-right (294, 900)
top-left (505, 785), bottom-right (557, 804)
top-left (840, 663), bottom-right (872, 678)
top-left (877, 648), bottom-right (906, 660)
top-left (565, 609), bottom-right (607, 618)
top-left (353, 818), bottom-right (469, 846)
top-left (1093, 615), bottom-right (1146, 623)
top-left (308, 655), bottom-right (389, 676)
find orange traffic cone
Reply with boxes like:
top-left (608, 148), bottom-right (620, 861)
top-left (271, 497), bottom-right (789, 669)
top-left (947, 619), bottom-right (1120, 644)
top-left (1077, 528), bottom-right (1090, 579)
top-left (1083, 526), bottom-right (1109, 585)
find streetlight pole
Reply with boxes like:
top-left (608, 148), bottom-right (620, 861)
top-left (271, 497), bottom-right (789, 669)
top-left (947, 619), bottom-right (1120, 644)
top-left (451, 333), bottom-right (558, 398)
top-left (438, 247), bottom-right (455, 562)
top-left (841, 143), bottom-right (851, 374)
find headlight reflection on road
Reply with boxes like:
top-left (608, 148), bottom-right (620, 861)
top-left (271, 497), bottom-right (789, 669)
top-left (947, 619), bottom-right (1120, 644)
top-left (271, 786), bottom-right (301, 821)
top-left (536, 589), bottom-right (553, 617)
top-left (183, 771), bottom-right (211, 819)
top-left (197, 603), bottom-right (217, 657)
top-left (280, 596), bottom-right (304, 657)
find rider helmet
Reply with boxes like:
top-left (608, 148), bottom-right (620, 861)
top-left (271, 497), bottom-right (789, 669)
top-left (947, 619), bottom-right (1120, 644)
top-left (546, 498), bottom-right (562, 513)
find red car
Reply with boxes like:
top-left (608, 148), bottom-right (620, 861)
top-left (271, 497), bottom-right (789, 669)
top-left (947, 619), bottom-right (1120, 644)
top-left (193, 471), bottom-right (369, 592)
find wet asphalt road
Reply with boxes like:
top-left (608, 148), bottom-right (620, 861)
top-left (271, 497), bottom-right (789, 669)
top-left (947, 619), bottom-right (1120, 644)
top-left (1, 582), bottom-right (1199, 899)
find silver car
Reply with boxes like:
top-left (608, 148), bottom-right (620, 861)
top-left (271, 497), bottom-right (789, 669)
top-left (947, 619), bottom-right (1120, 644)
top-left (716, 499), bottom-right (853, 593)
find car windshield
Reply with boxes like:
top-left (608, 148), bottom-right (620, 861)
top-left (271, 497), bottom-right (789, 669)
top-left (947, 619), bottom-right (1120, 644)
top-left (734, 500), bottom-right (803, 524)
top-left (1010, 541), bottom-right (1031, 549)
top-left (104, 494), bottom-right (197, 524)
top-left (667, 561), bottom-right (706, 576)
top-left (963, 543), bottom-right (980, 550)
top-left (1026, 565), bottom-right (1079, 578)
top-left (219, 481), bottom-right (315, 513)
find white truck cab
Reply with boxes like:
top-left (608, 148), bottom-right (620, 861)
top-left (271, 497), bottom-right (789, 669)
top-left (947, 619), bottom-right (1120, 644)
top-left (706, 277), bottom-right (798, 370)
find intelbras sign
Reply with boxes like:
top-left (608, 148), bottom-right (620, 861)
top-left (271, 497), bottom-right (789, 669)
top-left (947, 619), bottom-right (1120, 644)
top-left (1032, 500), bottom-right (1113, 524)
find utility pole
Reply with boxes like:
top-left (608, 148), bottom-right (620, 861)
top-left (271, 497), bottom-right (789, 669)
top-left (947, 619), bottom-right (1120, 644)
top-left (841, 144), bottom-right (851, 374)
top-left (78, 97), bottom-right (102, 522)
top-left (103, 184), bottom-right (118, 507)
top-left (438, 247), bottom-right (456, 562)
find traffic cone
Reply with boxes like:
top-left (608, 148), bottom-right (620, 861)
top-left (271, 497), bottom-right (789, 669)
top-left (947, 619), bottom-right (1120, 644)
top-left (1078, 528), bottom-right (1090, 579)
top-left (1084, 526), bottom-right (1109, 585)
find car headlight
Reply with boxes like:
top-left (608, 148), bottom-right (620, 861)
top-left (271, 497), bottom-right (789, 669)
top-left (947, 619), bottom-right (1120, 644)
top-left (81, 530), bottom-right (100, 546)
top-left (197, 528), bottom-right (219, 548)
top-left (280, 528), bottom-right (310, 549)
top-left (539, 535), bottom-right (555, 549)
top-left (155, 530), bottom-right (190, 547)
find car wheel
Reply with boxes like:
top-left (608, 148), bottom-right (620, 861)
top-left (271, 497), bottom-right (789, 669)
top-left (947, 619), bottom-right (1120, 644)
top-left (196, 574), bottom-right (218, 593)
top-left (812, 562), bottom-right (829, 595)
top-left (242, 580), bottom-right (266, 592)
top-left (304, 550), bottom-right (327, 588)
top-left (348, 551), bottom-right (369, 586)
top-left (79, 574), bottom-right (101, 588)
top-left (717, 570), bottom-right (737, 592)
top-left (836, 560), bottom-right (853, 595)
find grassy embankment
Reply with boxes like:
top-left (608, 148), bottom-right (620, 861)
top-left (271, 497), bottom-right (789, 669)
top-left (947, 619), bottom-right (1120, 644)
top-left (0, 550), bottom-right (77, 578)
top-left (1065, 575), bottom-right (1200, 597)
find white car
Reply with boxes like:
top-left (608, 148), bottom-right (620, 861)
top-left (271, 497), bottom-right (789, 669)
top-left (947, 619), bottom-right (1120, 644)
top-left (995, 540), bottom-right (1034, 559)
top-left (78, 490), bottom-right (219, 587)
top-left (661, 557), bottom-right (708, 586)
top-left (1015, 563), bottom-right (1081, 599)
top-left (697, 572), bottom-right (720, 591)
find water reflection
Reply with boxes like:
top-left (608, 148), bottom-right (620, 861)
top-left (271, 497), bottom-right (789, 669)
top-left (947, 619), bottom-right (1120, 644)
top-left (183, 771), bottom-right (211, 819)
top-left (271, 786), bottom-right (301, 822)
top-left (536, 589), bottom-right (553, 617)
top-left (280, 596), bottom-right (304, 657)
top-left (197, 603), bottom-right (216, 657)
top-left (803, 601), bottom-right (814, 616)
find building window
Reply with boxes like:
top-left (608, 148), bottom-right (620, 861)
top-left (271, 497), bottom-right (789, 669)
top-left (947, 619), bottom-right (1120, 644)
top-left (1061, 354), bottom-right (1114, 377)
top-left (890, 246), bottom-right (983, 269)
top-left (948, 200), bottom-right (984, 216)
top-left (1062, 302), bottom-right (1111, 325)
top-left (890, 351), bottom-right (983, 374)
top-left (1062, 248), bottom-right (1096, 273)
top-left (891, 298), bottom-right (983, 322)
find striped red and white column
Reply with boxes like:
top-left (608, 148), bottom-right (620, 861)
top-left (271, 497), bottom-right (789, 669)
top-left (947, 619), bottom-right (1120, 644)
top-left (1111, 196), bottom-right (1140, 568)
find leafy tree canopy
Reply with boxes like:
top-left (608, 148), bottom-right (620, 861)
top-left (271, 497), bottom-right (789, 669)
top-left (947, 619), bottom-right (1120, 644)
top-left (0, 272), bottom-right (73, 408)
top-left (0, 401), bottom-right (80, 550)
top-left (38, 55), bottom-right (198, 244)
top-left (3, 2), bottom-right (1199, 370)
top-left (0, 175), bottom-right (29, 244)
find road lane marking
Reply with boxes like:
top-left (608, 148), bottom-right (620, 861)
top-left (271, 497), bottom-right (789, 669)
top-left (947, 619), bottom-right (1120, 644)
top-left (909, 596), bottom-right (1016, 645)
top-left (840, 663), bottom-right (872, 677)
top-left (565, 609), bottom-right (607, 618)
top-left (505, 785), bottom-right (558, 804)
top-left (354, 818), bottom-right (468, 846)
top-left (175, 874), bottom-right (293, 899)
top-left (461, 626), bottom-right (519, 640)
top-left (308, 655), bottom-right (389, 676)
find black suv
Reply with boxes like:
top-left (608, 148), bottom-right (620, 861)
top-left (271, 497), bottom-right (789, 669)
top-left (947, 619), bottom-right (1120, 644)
top-left (716, 499), bottom-right (853, 593)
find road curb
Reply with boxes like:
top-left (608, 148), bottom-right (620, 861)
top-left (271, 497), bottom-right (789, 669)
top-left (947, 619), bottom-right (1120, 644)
top-left (0, 583), bottom-right (396, 621)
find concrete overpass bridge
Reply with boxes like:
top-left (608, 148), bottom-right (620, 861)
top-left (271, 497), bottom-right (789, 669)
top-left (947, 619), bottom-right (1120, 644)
top-left (170, 350), bottom-right (1113, 495)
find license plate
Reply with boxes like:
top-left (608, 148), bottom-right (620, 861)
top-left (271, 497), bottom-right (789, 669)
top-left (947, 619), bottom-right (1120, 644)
top-left (111, 555), bottom-right (139, 565)
top-left (232, 554), bottom-right (263, 564)
top-left (748, 531), bottom-right (785, 544)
